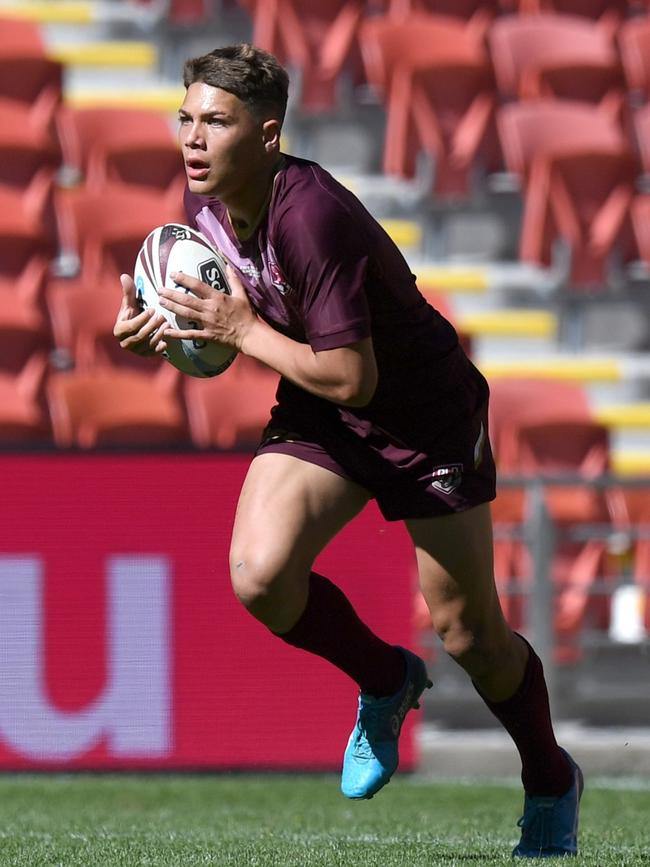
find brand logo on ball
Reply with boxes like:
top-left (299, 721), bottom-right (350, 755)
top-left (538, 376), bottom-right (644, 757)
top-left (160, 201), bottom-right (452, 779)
top-left (198, 258), bottom-right (228, 293)
top-left (430, 464), bottom-right (463, 494)
top-left (135, 275), bottom-right (147, 310)
top-left (165, 225), bottom-right (192, 241)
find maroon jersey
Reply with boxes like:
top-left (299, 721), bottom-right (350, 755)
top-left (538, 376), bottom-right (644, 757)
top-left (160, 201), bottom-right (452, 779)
top-left (184, 155), bottom-right (487, 452)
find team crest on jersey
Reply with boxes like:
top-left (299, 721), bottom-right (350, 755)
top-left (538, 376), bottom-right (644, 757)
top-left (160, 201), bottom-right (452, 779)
top-left (267, 251), bottom-right (292, 295)
top-left (430, 463), bottom-right (463, 495)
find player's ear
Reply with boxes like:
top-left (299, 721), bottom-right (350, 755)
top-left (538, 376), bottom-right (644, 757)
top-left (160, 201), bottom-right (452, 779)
top-left (262, 119), bottom-right (281, 152)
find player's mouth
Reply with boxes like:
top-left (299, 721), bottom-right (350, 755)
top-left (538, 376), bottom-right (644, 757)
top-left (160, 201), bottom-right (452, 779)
top-left (185, 159), bottom-right (211, 180)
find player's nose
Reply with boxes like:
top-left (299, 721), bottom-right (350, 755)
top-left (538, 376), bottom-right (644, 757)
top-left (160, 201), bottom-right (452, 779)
top-left (183, 122), bottom-right (206, 149)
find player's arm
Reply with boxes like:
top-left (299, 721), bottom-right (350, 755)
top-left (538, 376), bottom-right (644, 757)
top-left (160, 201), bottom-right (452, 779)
top-left (242, 314), bottom-right (378, 408)
top-left (113, 274), bottom-right (169, 356)
top-left (158, 268), bottom-right (378, 407)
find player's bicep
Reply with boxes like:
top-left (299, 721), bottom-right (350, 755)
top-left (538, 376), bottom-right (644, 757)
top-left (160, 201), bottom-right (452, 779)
top-left (275, 203), bottom-right (372, 345)
top-left (314, 337), bottom-right (377, 407)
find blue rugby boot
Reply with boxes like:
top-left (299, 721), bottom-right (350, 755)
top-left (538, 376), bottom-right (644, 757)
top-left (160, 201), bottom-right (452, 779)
top-left (341, 647), bottom-right (432, 800)
top-left (513, 749), bottom-right (584, 858)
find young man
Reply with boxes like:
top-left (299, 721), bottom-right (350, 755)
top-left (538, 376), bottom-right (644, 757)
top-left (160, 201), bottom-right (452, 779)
top-left (114, 43), bottom-right (583, 857)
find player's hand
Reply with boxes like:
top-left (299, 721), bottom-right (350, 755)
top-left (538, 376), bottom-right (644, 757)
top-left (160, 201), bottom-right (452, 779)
top-left (113, 274), bottom-right (169, 356)
top-left (157, 264), bottom-right (257, 351)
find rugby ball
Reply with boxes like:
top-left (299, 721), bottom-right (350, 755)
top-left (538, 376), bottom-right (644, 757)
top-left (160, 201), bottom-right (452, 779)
top-left (133, 223), bottom-right (237, 377)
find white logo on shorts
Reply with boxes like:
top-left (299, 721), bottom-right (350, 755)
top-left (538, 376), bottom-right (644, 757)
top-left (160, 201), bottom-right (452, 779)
top-left (474, 421), bottom-right (486, 468)
top-left (431, 464), bottom-right (463, 495)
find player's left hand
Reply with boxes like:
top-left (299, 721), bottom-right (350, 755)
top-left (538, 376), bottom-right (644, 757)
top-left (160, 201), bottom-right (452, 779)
top-left (157, 264), bottom-right (256, 351)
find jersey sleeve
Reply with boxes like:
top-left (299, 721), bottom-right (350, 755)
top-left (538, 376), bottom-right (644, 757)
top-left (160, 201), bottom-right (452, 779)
top-left (273, 184), bottom-right (372, 352)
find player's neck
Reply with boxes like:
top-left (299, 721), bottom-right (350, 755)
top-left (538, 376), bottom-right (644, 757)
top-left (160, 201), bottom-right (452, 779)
top-left (226, 156), bottom-right (284, 241)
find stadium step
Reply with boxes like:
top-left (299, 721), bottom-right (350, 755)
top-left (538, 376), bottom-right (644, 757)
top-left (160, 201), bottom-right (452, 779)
top-left (0, 0), bottom-right (159, 26)
top-left (65, 85), bottom-right (184, 112)
top-left (416, 265), bottom-right (488, 295)
top-left (594, 402), bottom-right (650, 430)
top-left (50, 40), bottom-right (157, 68)
top-left (611, 450), bottom-right (650, 475)
top-left (478, 354), bottom-right (650, 384)
top-left (458, 309), bottom-right (557, 339)
top-left (378, 219), bottom-right (423, 254)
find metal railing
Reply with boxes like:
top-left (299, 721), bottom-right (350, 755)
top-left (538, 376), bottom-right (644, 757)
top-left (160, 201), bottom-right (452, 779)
top-left (493, 475), bottom-right (650, 711)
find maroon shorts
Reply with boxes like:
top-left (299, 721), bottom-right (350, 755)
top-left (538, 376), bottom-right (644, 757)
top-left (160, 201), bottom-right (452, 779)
top-left (255, 392), bottom-right (497, 522)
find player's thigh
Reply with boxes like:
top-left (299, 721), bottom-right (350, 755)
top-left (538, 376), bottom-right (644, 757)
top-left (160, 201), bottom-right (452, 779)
top-left (405, 502), bottom-right (506, 637)
top-left (230, 452), bottom-right (370, 583)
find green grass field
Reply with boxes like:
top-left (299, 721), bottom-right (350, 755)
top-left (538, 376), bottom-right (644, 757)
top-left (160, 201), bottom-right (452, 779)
top-left (0, 773), bottom-right (648, 866)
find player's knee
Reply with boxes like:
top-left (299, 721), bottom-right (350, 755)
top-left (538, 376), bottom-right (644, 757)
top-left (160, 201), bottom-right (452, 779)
top-left (228, 541), bottom-right (304, 613)
top-left (229, 552), bottom-right (276, 610)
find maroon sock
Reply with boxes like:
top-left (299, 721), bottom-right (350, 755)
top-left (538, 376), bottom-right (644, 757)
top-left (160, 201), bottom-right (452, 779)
top-left (274, 571), bottom-right (406, 697)
top-left (474, 636), bottom-right (573, 796)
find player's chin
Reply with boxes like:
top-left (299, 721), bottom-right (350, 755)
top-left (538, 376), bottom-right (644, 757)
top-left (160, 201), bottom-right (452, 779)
top-left (185, 174), bottom-right (219, 196)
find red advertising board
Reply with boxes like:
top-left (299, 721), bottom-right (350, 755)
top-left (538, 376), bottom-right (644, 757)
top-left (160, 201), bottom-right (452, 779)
top-left (0, 454), bottom-right (419, 770)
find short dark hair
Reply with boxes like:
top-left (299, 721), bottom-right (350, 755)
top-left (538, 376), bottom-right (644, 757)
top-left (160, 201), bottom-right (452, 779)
top-left (183, 43), bottom-right (289, 125)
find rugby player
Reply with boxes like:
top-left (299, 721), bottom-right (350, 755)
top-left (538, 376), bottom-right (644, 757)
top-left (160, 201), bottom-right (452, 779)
top-left (114, 43), bottom-right (582, 858)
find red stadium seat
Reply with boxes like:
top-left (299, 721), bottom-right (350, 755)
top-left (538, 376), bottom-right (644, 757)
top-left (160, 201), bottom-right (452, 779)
top-left (0, 94), bottom-right (61, 156)
top-left (359, 12), bottom-right (499, 197)
top-left (0, 52), bottom-right (63, 108)
top-left (488, 377), bottom-right (593, 466)
top-left (0, 169), bottom-right (58, 251)
top-left (55, 185), bottom-right (185, 283)
top-left (0, 254), bottom-right (49, 304)
top-left (513, 0), bottom-right (628, 32)
top-left (0, 16), bottom-right (46, 52)
top-left (238, 0), bottom-right (366, 111)
top-left (383, 0), bottom-right (500, 38)
top-left (499, 418), bottom-right (622, 660)
top-left (619, 15), bottom-right (650, 101)
top-left (47, 364), bottom-right (186, 448)
top-left (0, 270), bottom-right (51, 374)
top-left (497, 100), bottom-right (625, 178)
top-left (489, 13), bottom-right (625, 111)
top-left (46, 278), bottom-right (159, 374)
top-left (497, 100), bottom-right (638, 286)
top-left (489, 378), bottom-right (593, 629)
top-left (488, 381), bottom-right (628, 652)
top-left (0, 138), bottom-right (60, 191)
top-left (167, 0), bottom-right (212, 23)
top-left (490, 490), bottom-right (529, 631)
top-left (489, 378), bottom-right (626, 528)
top-left (633, 102), bottom-right (650, 177)
top-left (0, 170), bottom-right (58, 293)
top-left (57, 106), bottom-right (185, 193)
top-left (619, 488), bottom-right (650, 632)
top-left (185, 355), bottom-right (279, 449)
top-left (509, 419), bottom-right (615, 522)
top-left (0, 205), bottom-right (57, 280)
top-left (0, 353), bottom-right (51, 444)
top-left (631, 194), bottom-right (650, 267)
top-left (0, 56), bottom-right (63, 169)
top-left (384, 0), bottom-right (498, 12)
top-left (632, 110), bottom-right (650, 261)
top-left (500, 533), bottom-right (614, 663)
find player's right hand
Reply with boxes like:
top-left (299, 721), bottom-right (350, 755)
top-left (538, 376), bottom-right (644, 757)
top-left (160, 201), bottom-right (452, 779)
top-left (114, 274), bottom-right (169, 357)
